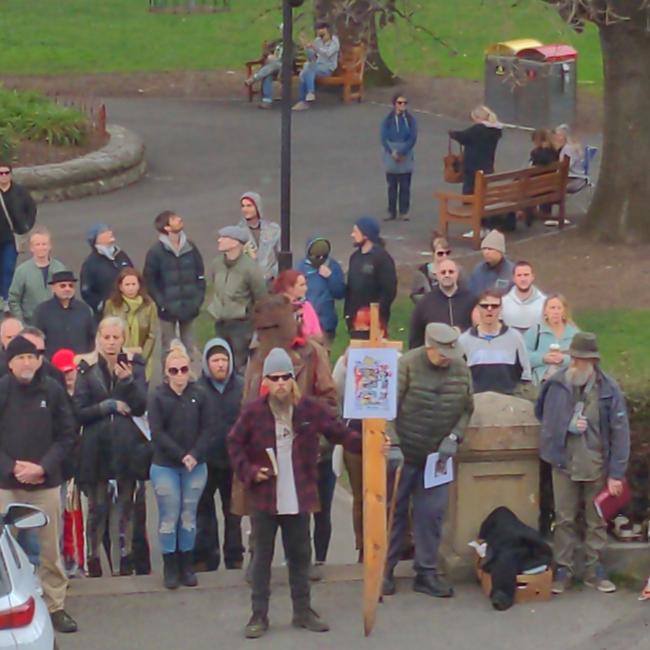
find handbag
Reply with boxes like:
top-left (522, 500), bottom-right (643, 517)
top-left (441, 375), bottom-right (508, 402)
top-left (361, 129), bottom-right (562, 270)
top-left (444, 138), bottom-right (464, 183)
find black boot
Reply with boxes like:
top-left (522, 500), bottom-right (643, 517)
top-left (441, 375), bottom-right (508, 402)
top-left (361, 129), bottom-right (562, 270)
top-left (413, 573), bottom-right (454, 598)
top-left (179, 551), bottom-right (198, 587)
top-left (162, 552), bottom-right (180, 590)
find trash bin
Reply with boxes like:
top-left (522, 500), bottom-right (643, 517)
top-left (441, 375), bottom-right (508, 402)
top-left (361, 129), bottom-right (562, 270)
top-left (484, 42), bottom-right (577, 129)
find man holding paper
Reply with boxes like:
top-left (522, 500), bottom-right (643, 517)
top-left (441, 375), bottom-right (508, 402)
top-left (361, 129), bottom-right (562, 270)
top-left (227, 347), bottom-right (361, 639)
top-left (383, 323), bottom-right (474, 599)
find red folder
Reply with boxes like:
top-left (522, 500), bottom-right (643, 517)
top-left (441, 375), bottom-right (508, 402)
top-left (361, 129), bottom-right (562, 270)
top-left (593, 480), bottom-right (631, 521)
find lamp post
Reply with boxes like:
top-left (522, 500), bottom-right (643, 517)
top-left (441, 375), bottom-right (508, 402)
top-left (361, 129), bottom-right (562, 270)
top-left (278, 0), bottom-right (304, 272)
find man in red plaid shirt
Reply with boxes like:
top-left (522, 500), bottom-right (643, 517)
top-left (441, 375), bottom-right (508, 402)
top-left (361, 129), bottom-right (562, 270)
top-left (228, 347), bottom-right (361, 639)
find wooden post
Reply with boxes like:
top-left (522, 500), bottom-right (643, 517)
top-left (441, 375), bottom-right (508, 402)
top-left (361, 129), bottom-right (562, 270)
top-left (350, 303), bottom-right (402, 636)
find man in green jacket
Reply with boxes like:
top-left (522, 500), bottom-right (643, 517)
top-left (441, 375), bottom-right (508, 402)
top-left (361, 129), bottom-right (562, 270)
top-left (8, 226), bottom-right (66, 324)
top-left (383, 323), bottom-right (474, 599)
top-left (208, 226), bottom-right (267, 372)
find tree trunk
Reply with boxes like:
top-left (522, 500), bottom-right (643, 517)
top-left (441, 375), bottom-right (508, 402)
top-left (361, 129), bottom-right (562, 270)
top-left (586, 18), bottom-right (650, 242)
top-left (313, 0), bottom-right (397, 85)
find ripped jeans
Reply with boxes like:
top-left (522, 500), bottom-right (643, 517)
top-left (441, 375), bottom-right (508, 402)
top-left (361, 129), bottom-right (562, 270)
top-left (150, 463), bottom-right (208, 554)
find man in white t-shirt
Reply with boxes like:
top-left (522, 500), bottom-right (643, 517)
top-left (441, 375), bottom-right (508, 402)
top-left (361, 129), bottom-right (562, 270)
top-left (228, 348), bottom-right (361, 639)
top-left (501, 261), bottom-right (546, 334)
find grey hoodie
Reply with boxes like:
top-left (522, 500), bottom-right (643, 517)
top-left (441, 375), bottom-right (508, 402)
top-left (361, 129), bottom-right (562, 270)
top-left (239, 191), bottom-right (281, 281)
top-left (201, 337), bottom-right (234, 394)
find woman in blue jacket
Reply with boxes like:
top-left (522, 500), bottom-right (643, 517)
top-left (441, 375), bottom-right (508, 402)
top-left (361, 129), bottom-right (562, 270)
top-left (295, 236), bottom-right (345, 347)
top-left (380, 93), bottom-right (418, 221)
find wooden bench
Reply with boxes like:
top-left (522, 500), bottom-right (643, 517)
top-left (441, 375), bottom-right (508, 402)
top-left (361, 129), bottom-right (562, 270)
top-left (435, 158), bottom-right (569, 250)
top-left (244, 43), bottom-right (366, 104)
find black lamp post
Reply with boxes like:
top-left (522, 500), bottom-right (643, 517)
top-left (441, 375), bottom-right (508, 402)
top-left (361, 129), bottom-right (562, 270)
top-left (278, 0), bottom-right (304, 272)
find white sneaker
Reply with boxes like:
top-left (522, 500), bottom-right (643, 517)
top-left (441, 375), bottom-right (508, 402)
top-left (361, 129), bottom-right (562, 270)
top-left (305, 92), bottom-right (316, 102)
top-left (544, 218), bottom-right (572, 227)
top-left (292, 101), bottom-right (310, 111)
top-left (461, 228), bottom-right (488, 239)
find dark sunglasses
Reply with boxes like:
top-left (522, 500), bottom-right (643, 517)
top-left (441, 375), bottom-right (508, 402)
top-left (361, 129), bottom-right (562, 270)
top-left (478, 303), bottom-right (501, 311)
top-left (396, 100), bottom-right (408, 105)
top-left (0, 170), bottom-right (11, 176)
top-left (438, 270), bottom-right (456, 276)
top-left (168, 365), bottom-right (189, 376)
top-left (266, 373), bottom-right (293, 383)
top-left (436, 249), bottom-right (452, 257)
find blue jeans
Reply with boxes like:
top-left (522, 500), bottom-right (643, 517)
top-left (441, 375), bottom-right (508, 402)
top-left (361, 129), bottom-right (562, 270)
top-left (254, 60), bottom-right (282, 103)
top-left (0, 239), bottom-right (18, 301)
top-left (299, 62), bottom-right (333, 101)
top-left (151, 463), bottom-right (208, 554)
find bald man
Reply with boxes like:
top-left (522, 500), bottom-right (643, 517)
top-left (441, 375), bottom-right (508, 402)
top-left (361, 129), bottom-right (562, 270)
top-left (408, 259), bottom-right (476, 349)
top-left (0, 318), bottom-right (23, 375)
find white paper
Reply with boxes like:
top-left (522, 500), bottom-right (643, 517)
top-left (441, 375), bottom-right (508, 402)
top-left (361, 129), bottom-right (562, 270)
top-left (423, 452), bottom-right (454, 489)
top-left (265, 448), bottom-right (279, 476)
top-left (331, 445), bottom-right (344, 478)
top-left (131, 414), bottom-right (151, 441)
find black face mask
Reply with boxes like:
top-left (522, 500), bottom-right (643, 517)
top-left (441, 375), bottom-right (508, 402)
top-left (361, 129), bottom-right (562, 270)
top-left (309, 254), bottom-right (327, 268)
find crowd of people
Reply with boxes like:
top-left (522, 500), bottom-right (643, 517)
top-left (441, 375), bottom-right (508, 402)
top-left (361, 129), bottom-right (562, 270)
top-left (0, 96), bottom-right (627, 642)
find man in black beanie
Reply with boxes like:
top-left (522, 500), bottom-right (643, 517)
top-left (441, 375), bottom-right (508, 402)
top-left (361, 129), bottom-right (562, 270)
top-left (0, 336), bottom-right (78, 633)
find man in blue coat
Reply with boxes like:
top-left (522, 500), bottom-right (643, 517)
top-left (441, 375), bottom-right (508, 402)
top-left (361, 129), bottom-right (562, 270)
top-left (380, 93), bottom-right (418, 221)
top-left (296, 236), bottom-right (345, 346)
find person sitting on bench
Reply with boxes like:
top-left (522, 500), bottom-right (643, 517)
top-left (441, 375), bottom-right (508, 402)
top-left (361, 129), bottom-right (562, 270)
top-left (292, 22), bottom-right (340, 112)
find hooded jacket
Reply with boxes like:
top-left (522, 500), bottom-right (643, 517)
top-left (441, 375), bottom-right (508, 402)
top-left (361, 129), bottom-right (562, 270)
top-left (380, 110), bottom-right (418, 174)
top-left (469, 257), bottom-right (515, 296)
top-left (143, 233), bottom-right (206, 323)
top-left (8, 256), bottom-right (67, 324)
top-left (408, 284), bottom-right (476, 349)
top-left (535, 367), bottom-right (630, 479)
top-left (198, 338), bottom-right (244, 469)
top-left (239, 192), bottom-right (281, 281)
top-left (80, 246), bottom-right (133, 317)
top-left (501, 285), bottom-right (546, 333)
top-left (296, 236), bottom-right (346, 333)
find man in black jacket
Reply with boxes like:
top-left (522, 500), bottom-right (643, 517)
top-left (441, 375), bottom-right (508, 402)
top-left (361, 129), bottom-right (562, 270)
top-left (194, 338), bottom-right (245, 571)
top-left (0, 316), bottom-right (22, 374)
top-left (80, 223), bottom-right (133, 319)
top-left (143, 211), bottom-right (206, 363)
top-left (33, 271), bottom-right (96, 358)
top-left (409, 259), bottom-right (476, 348)
top-left (344, 217), bottom-right (397, 331)
top-left (0, 336), bottom-right (77, 633)
top-left (0, 162), bottom-right (37, 312)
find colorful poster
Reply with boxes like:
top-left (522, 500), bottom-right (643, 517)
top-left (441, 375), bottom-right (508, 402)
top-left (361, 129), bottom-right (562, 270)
top-left (343, 347), bottom-right (399, 421)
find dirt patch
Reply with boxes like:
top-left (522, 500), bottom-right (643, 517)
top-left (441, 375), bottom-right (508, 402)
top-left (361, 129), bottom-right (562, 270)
top-left (0, 70), bottom-right (603, 135)
top-left (12, 131), bottom-right (110, 167)
top-left (399, 228), bottom-right (650, 311)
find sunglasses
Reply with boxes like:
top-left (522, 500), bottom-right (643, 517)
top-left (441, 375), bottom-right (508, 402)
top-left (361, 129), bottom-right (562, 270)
top-left (438, 270), bottom-right (456, 276)
top-left (396, 100), bottom-right (408, 105)
top-left (266, 373), bottom-right (293, 383)
top-left (168, 366), bottom-right (189, 376)
top-left (0, 170), bottom-right (11, 176)
top-left (436, 249), bottom-right (452, 257)
top-left (478, 303), bottom-right (501, 311)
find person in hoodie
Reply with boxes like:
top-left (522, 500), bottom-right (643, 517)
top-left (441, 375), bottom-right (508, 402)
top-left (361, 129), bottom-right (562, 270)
top-left (409, 259), bottom-right (476, 349)
top-left (80, 223), bottom-right (133, 320)
top-left (344, 217), bottom-right (397, 332)
top-left (468, 230), bottom-right (515, 297)
top-left (239, 192), bottom-right (281, 282)
top-left (194, 338), bottom-right (245, 572)
top-left (296, 236), bottom-right (345, 346)
top-left (208, 226), bottom-right (268, 373)
top-left (501, 261), bottom-right (546, 334)
top-left (380, 93), bottom-right (418, 221)
top-left (143, 210), bottom-right (206, 364)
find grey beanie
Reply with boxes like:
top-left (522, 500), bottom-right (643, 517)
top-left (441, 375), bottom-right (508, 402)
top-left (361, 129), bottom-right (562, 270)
top-left (262, 347), bottom-right (295, 378)
top-left (218, 225), bottom-right (249, 244)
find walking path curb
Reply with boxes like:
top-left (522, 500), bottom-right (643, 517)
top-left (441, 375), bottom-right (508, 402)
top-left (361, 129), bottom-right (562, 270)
top-left (13, 124), bottom-right (146, 203)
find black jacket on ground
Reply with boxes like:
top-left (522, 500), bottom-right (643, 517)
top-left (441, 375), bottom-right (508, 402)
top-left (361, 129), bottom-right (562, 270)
top-left (450, 124), bottom-right (502, 176)
top-left (73, 354), bottom-right (149, 483)
top-left (0, 373), bottom-right (76, 490)
top-left (344, 245), bottom-right (397, 329)
top-left (80, 248), bottom-right (133, 317)
top-left (0, 183), bottom-right (37, 243)
top-left (198, 373), bottom-right (244, 470)
top-left (33, 296), bottom-right (96, 358)
top-left (148, 382), bottom-right (215, 468)
top-left (479, 507), bottom-right (553, 611)
top-left (409, 285), bottom-right (476, 349)
top-left (143, 238), bottom-right (206, 323)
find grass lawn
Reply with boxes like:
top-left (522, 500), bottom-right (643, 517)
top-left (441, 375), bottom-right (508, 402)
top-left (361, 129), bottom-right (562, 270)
top-left (2, 0), bottom-right (602, 85)
top-left (195, 295), bottom-right (649, 392)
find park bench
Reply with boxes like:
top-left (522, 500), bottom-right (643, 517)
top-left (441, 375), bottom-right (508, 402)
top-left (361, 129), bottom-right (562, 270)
top-left (435, 158), bottom-right (569, 250)
top-left (244, 43), bottom-right (366, 104)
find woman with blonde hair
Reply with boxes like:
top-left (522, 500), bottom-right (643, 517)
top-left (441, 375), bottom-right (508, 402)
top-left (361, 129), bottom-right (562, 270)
top-left (552, 124), bottom-right (586, 194)
top-left (104, 267), bottom-right (159, 381)
top-left (148, 341), bottom-right (213, 590)
top-left (524, 293), bottom-right (580, 385)
top-left (73, 316), bottom-right (149, 577)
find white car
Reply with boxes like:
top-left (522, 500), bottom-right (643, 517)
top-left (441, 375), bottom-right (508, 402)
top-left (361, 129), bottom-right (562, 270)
top-left (0, 505), bottom-right (55, 650)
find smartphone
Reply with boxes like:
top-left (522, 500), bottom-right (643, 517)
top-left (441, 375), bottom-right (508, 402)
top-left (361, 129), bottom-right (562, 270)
top-left (117, 353), bottom-right (129, 366)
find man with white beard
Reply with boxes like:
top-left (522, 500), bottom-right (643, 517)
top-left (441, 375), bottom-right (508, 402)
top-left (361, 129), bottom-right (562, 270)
top-left (535, 332), bottom-right (630, 596)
